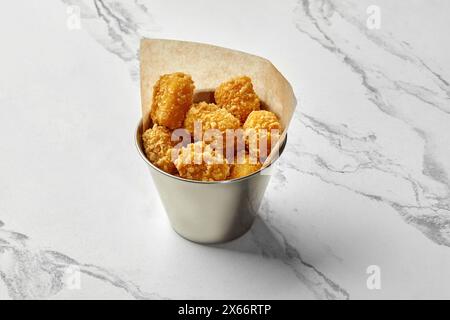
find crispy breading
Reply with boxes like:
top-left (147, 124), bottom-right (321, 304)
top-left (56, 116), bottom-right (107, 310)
top-left (151, 72), bottom-right (195, 129)
top-left (229, 154), bottom-right (262, 179)
top-left (243, 110), bottom-right (282, 159)
top-left (184, 102), bottom-right (240, 134)
top-left (144, 73), bottom-right (283, 181)
top-left (184, 102), bottom-right (241, 154)
top-left (243, 110), bottom-right (281, 131)
top-left (214, 76), bottom-right (260, 123)
top-left (142, 124), bottom-right (177, 174)
top-left (174, 141), bottom-right (230, 181)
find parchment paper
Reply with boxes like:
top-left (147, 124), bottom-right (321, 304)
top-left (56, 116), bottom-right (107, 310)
top-left (139, 38), bottom-right (297, 167)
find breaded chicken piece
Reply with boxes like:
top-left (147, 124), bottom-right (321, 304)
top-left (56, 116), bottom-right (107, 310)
top-left (174, 141), bottom-right (230, 181)
top-left (184, 102), bottom-right (241, 153)
top-left (142, 124), bottom-right (176, 174)
top-left (184, 102), bottom-right (240, 134)
top-left (214, 76), bottom-right (260, 123)
top-left (229, 154), bottom-right (262, 179)
top-left (243, 110), bottom-right (282, 131)
top-left (243, 110), bottom-right (282, 159)
top-left (151, 72), bottom-right (195, 129)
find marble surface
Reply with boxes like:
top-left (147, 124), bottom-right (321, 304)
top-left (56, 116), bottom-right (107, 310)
top-left (1, 0), bottom-right (449, 299)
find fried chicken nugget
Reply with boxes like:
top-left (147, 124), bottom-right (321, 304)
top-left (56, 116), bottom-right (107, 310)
top-left (184, 102), bottom-right (240, 152)
top-left (214, 76), bottom-right (260, 123)
top-left (151, 72), bottom-right (195, 129)
top-left (243, 110), bottom-right (282, 159)
top-left (174, 141), bottom-right (230, 181)
top-left (184, 102), bottom-right (240, 133)
top-left (243, 110), bottom-right (281, 131)
top-left (229, 154), bottom-right (262, 179)
top-left (142, 124), bottom-right (176, 174)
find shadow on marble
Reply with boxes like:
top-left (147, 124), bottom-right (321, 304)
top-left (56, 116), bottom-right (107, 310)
top-left (212, 216), bottom-right (284, 258)
top-left (211, 216), bottom-right (350, 299)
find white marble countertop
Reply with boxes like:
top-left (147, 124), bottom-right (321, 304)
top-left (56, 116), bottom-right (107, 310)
top-left (1, 0), bottom-right (449, 299)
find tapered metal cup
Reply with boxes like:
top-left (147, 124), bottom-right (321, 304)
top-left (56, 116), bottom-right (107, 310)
top-left (135, 120), bottom-right (287, 244)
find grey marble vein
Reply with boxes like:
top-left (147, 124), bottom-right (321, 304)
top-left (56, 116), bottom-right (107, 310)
top-left (251, 207), bottom-right (349, 300)
top-left (282, 112), bottom-right (450, 246)
top-left (62, 0), bottom-right (160, 79)
top-left (0, 220), bottom-right (163, 300)
top-left (292, 0), bottom-right (450, 246)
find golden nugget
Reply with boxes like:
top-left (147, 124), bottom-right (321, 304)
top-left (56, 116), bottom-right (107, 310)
top-left (174, 141), bottom-right (230, 181)
top-left (184, 102), bottom-right (240, 134)
top-left (151, 72), bottom-right (195, 129)
top-left (229, 154), bottom-right (262, 179)
top-left (214, 76), bottom-right (260, 123)
top-left (243, 110), bottom-right (282, 158)
top-left (142, 124), bottom-right (176, 174)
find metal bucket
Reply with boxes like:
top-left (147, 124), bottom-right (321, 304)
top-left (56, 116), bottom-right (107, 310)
top-left (135, 120), bottom-right (287, 244)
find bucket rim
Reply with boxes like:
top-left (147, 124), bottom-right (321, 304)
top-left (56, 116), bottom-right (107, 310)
top-left (135, 119), bottom-right (287, 185)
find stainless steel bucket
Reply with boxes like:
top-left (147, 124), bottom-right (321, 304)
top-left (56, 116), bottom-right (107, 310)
top-left (135, 120), bottom-right (287, 244)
